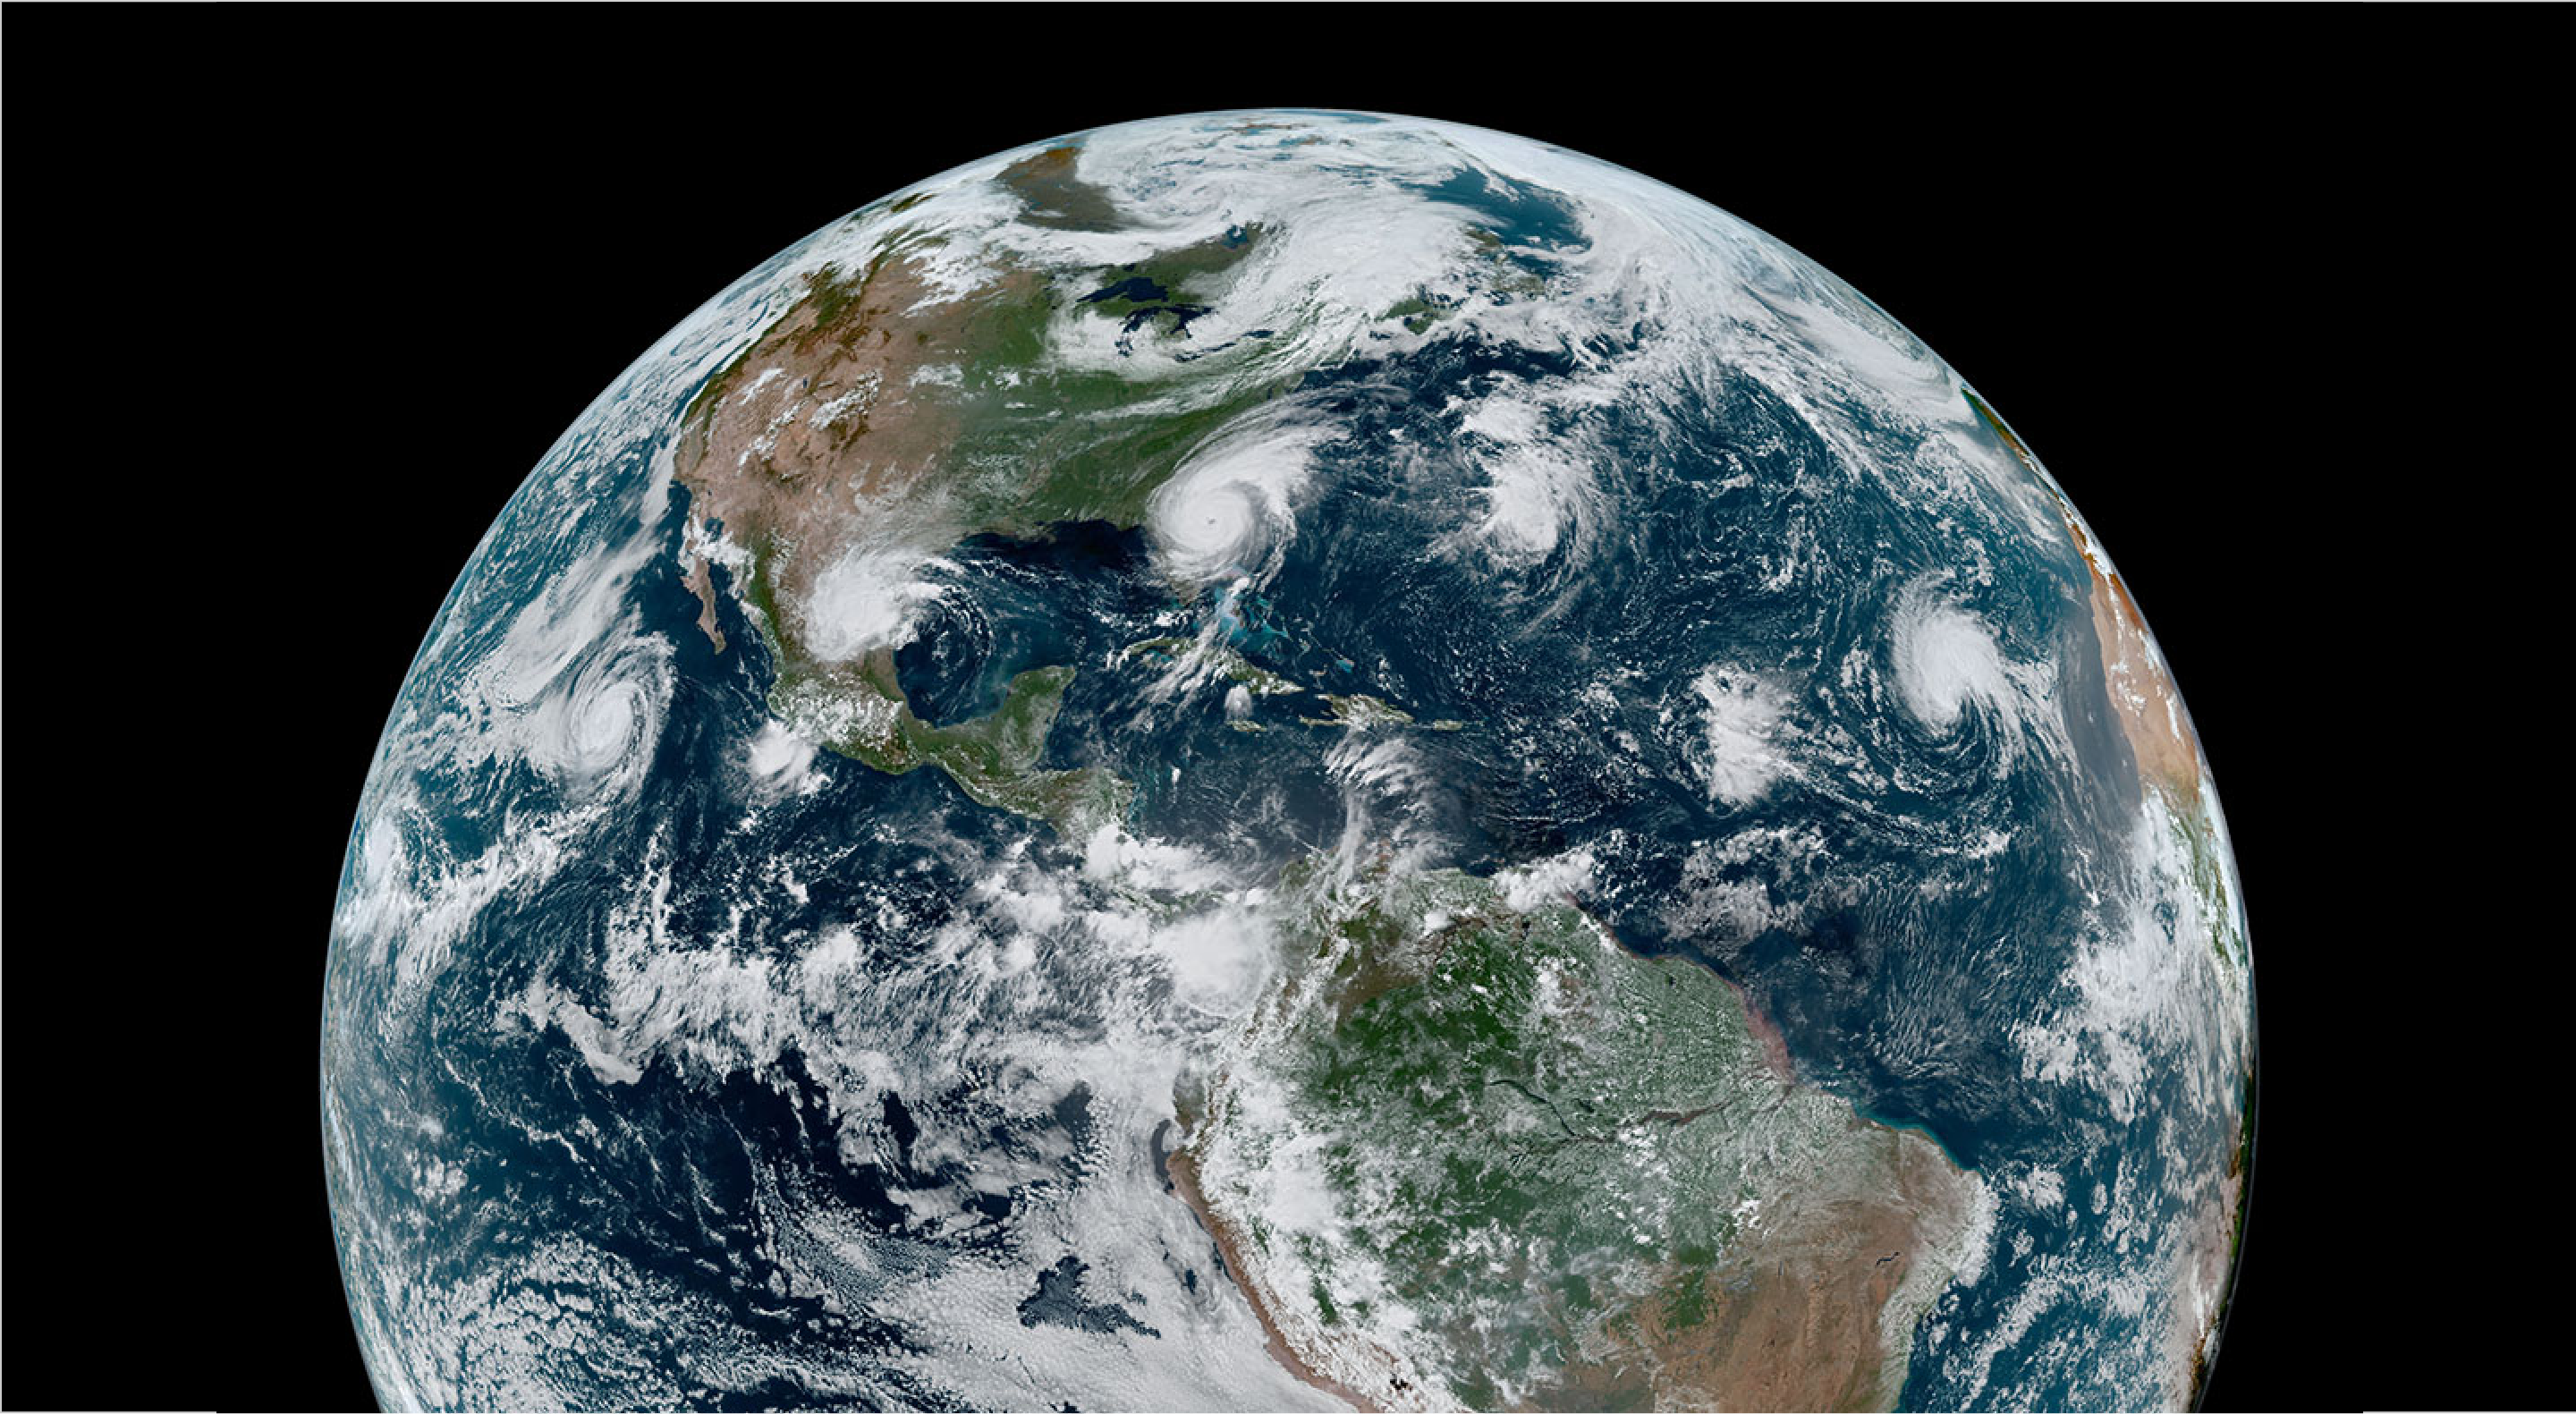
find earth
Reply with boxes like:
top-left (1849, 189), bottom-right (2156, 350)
top-left (322, 111), bottom-right (2253, 1412)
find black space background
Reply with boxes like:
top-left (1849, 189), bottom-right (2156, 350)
top-left (0, 10), bottom-right (2543, 1413)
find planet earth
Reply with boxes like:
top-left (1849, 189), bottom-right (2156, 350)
top-left (322, 110), bottom-right (2254, 1412)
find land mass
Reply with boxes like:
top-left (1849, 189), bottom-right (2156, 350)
top-left (667, 154), bottom-right (1287, 834)
top-left (1174, 859), bottom-right (1987, 1410)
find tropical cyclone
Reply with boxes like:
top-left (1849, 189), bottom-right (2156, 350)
top-left (668, 155), bottom-right (1292, 834)
top-left (1172, 859), bottom-right (1990, 1411)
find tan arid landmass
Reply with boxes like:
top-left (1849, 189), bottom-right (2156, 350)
top-left (670, 249), bottom-right (1024, 649)
top-left (1963, 391), bottom-right (2200, 805)
top-left (1618, 1122), bottom-right (1979, 1414)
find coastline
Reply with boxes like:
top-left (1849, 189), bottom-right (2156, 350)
top-left (1162, 1143), bottom-right (1377, 1412)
